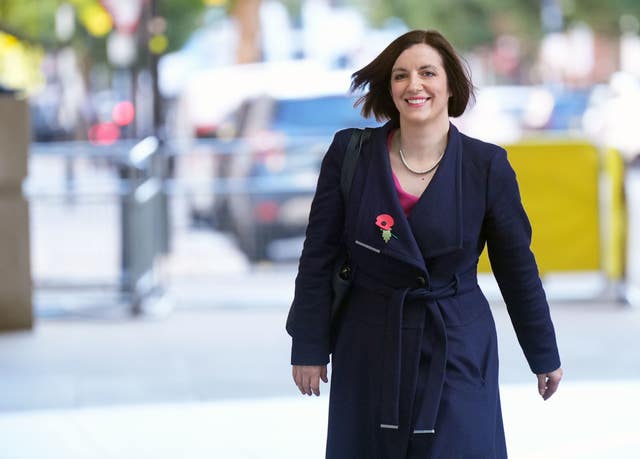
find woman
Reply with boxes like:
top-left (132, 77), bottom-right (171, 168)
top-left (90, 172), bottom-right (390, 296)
top-left (286, 29), bottom-right (562, 458)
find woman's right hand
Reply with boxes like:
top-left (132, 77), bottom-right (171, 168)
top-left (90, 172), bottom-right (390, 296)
top-left (292, 365), bottom-right (328, 396)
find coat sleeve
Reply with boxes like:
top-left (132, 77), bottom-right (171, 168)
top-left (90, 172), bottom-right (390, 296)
top-left (285, 130), bottom-right (351, 365)
top-left (484, 148), bottom-right (561, 374)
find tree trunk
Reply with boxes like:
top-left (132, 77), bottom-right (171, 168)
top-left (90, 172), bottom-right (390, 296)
top-left (232, 0), bottom-right (261, 64)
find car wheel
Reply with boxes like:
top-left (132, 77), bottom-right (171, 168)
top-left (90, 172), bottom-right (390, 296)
top-left (236, 226), bottom-right (270, 262)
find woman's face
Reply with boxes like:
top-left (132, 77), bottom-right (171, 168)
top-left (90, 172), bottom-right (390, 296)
top-left (390, 43), bottom-right (451, 126)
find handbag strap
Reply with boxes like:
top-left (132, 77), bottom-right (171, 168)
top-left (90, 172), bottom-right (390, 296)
top-left (340, 128), bottom-right (371, 202)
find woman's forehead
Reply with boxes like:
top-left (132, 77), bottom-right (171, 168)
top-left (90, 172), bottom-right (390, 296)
top-left (393, 44), bottom-right (444, 70)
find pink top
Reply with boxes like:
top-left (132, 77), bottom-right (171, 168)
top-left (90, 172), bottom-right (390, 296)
top-left (388, 130), bottom-right (420, 216)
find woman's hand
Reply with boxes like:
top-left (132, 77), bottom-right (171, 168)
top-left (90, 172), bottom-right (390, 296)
top-left (292, 365), bottom-right (328, 396)
top-left (536, 367), bottom-right (563, 400)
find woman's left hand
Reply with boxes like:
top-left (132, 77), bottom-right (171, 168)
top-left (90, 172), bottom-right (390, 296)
top-left (536, 367), bottom-right (563, 400)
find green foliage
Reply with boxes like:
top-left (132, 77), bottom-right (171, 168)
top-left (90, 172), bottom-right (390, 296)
top-left (566, 0), bottom-right (640, 33)
top-left (278, 0), bottom-right (302, 22)
top-left (0, 0), bottom-right (207, 53)
top-left (352, 0), bottom-right (640, 49)
top-left (2, 0), bottom-right (640, 58)
top-left (0, 0), bottom-right (58, 45)
top-left (362, 0), bottom-right (543, 50)
top-left (158, 0), bottom-right (207, 53)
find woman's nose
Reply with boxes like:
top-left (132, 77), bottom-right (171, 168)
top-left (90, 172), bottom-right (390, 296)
top-left (408, 74), bottom-right (422, 92)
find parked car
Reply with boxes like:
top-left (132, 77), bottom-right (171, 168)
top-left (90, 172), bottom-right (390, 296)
top-left (225, 92), bottom-right (379, 261)
top-left (544, 87), bottom-right (591, 131)
top-left (176, 62), bottom-right (358, 230)
top-left (29, 99), bottom-right (73, 142)
top-left (457, 85), bottom-right (594, 144)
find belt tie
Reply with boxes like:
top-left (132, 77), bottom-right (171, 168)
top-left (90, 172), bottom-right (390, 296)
top-left (352, 271), bottom-right (475, 435)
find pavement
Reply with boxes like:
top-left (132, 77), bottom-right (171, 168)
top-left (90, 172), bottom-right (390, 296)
top-left (1, 380), bottom-right (639, 459)
top-left (1, 296), bottom-right (640, 458)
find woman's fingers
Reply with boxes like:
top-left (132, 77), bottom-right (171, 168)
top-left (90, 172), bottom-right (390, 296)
top-left (321, 365), bottom-right (328, 383)
top-left (537, 374), bottom-right (546, 396)
top-left (292, 365), bottom-right (327, 396)
top-left (293, 366), bottom-right (309, 395)
top-left (309, 373), bottom-right (320, 396)
top-left (537, 367), bottom-right (563, 400)
top-left (544, 368), bottom-right (563, 400)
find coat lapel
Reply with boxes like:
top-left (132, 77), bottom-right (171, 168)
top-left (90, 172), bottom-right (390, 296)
top-left (350, 121), bottom-right (464, 270)
top-left (408, 123), bottom-right (464, 259)
top-left (351, 122), bottom-right (426, 272)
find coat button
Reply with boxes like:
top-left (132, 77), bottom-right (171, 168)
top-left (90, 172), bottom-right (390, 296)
top-left (416, 276), bottom-right (426, 287)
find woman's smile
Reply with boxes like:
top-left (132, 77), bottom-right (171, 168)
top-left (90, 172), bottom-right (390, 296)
top-left (405, 96), bottom-right (430, 107)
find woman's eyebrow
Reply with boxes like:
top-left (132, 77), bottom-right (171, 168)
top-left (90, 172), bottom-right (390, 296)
top-left (391, 64), bottom-right (438, 73)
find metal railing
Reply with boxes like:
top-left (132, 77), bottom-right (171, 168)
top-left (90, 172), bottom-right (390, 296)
top-left (26, 137), bottom-right (168, 315)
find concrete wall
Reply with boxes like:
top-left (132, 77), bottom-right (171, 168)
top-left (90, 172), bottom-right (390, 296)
top-left (0, 95), bottom-right (32, 331)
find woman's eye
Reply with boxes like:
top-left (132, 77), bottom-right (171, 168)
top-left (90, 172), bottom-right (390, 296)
top-left (422, 71), bottom-right (435, 77)
top-left (393, 74), bottom-right (406, 80)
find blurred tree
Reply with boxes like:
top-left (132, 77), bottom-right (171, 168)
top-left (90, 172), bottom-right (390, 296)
top-left (0, 0), bottom-right (58, 47)
top-left (362, 0), bottom-right (542, 49)
top-left (353, 0), bottom-right (640, 48)
top-left (0, 0), bottom-right (208, 54)
top-left (158, 0), bottom-right (207, 53)
top-left (0, 1), bottom-right (57, 92)
top-left (278, 0), bottom-right (302, 22)
top-left (2, 0), bottom-right (639, 62)
top-left (568, 0), bottom-right (640, 34)
top-left (230, 0), bottom-right (261, 63)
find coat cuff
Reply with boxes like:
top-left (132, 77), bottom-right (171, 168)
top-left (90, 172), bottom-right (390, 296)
top-left (290, 338), bottom-right (330, 366)
top-left (527, 352), bottom-right (561, 375)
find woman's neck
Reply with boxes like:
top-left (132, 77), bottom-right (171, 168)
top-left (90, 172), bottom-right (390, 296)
top-left (396, 117), bottom-right (450, 162)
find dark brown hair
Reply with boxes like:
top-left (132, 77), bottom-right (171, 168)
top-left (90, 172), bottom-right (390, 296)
top-left (351, 29), bottom-right (475, 124)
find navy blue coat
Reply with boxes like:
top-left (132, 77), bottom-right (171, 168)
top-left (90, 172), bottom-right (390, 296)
top-left (286, 121), bottom-right (561, 458)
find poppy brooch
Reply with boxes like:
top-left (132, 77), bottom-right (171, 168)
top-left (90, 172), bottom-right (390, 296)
top-left (375, 214), bottom-right (398, 243)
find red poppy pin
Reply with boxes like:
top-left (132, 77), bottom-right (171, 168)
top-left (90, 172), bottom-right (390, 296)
top-left (375, 214), bottom-right (398, 243)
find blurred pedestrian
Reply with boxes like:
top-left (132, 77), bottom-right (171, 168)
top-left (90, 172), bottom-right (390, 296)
top-left (286, 29), bottom-right (562, 458)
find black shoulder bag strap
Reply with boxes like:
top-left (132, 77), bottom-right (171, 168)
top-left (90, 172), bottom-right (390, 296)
top-left (330, 128), bottom-right (371, 322)
top-left (340, 127), bottom-right (371, 202)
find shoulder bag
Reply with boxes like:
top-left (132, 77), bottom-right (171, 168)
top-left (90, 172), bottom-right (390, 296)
top-left (331, 127), bottom-right (370, 321)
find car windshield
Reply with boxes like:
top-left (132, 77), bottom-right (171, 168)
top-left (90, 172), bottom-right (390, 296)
top-left (271, 95), bottom-right (374, 134)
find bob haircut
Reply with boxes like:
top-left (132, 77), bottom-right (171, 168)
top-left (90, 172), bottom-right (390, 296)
top-left (351, 29), bottom-right (474, 124)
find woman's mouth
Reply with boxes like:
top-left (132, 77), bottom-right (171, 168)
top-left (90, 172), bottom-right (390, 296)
top-left (406, 97), bottom-right (429, 106)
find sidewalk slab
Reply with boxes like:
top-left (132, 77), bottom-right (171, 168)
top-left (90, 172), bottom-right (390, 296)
top-left (0, 381), bottom-right (638, 459)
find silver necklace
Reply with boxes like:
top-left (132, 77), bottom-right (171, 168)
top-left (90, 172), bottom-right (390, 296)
top-left (398, 147), bottom-right (445, 175)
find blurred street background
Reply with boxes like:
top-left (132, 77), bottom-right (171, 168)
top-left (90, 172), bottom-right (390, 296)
top-left (1, 0), bottom-right (640, 458)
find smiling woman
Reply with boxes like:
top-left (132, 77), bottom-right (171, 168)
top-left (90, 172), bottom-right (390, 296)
top-left (286, 29), bottom-right (562, 459)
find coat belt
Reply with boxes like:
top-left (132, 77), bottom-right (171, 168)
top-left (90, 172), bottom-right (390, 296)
top-left (351, 269), bottom-right (477, 435)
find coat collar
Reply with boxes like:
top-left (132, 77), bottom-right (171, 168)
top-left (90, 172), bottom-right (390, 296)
top-left (350, 121), bottom-right (464, 272)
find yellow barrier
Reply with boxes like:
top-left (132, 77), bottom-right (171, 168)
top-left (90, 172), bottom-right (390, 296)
top-left (478, 140), bottom-right (602, 275)
top-left (602, 148), bottom-right (626, 280)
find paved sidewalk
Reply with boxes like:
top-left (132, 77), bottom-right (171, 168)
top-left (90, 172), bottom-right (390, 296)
top-left (1, 300), bottom-right (639, 457)
top-left (0, 381), bottom-right (638, 458)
